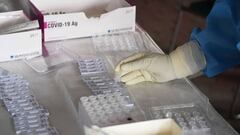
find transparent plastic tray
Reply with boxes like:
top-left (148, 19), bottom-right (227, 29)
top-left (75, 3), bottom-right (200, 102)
top-left (0, 69), bottom-right (59, 135)
top-left (75, 51), bottom-right (146, 127)
top-left (78, 92), bottom-right (145, 127)
top-left (24, 42), bottom-right (75, 74)
top-left (150, 103), bottom-right (213, 135)
top-left (77, 54), bottom-right (125, 95)
top-left (92, 32), bottom-right (148, 53)
top-left (24, 31), bottom-right (153, 75)
top-left (12, 27), bottom-right (237, 135)
top-left (91, 31), bottom-right (156, 71)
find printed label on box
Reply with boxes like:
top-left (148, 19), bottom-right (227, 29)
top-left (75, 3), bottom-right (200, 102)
top-left (0, 30), bottom-right (42, 62)
top-left (43, 6), bottom-right (136, 41)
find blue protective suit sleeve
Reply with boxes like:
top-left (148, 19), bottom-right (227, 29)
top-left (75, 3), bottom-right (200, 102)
top-left (191, 0), bottom-right (240, 77)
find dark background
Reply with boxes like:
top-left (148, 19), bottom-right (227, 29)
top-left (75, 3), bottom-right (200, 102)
top-left (128, 0), bottom-right (240, 133)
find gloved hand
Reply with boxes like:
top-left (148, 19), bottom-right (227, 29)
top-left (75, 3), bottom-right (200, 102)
top-left (115, 41), bottom-right (206, 85)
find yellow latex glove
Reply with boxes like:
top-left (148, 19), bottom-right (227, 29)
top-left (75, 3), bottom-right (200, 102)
top-left (115, 41), bottom-right (206, 85)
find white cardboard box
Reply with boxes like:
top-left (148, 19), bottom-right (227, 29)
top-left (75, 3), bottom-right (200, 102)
top-left (102, 119), bottom-right (182, 135)
top-left (29, 0), bottom-right (136, 41)
top-left (30, 0), bottom-right (112, 15)
top-left (0, 10), bottom-right (42, 62)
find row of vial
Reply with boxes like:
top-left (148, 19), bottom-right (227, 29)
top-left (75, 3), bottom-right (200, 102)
top-left (82, 74), bottom-right (125, 95)
top-left (78, 58), bottom-right (136, 127)
top-left (80, 93), bottom-right (134, 126)
top-left (0, 72), bottom-right (58, 135)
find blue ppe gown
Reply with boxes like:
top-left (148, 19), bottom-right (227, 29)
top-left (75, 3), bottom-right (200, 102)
top-left (191, 0), bottom-right (240, 77)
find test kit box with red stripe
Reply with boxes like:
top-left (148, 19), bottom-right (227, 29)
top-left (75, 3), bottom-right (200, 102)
top-left (29, 0), bottom-right (136, 42)
top-left (0, 10), bottom-right (42, 62)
